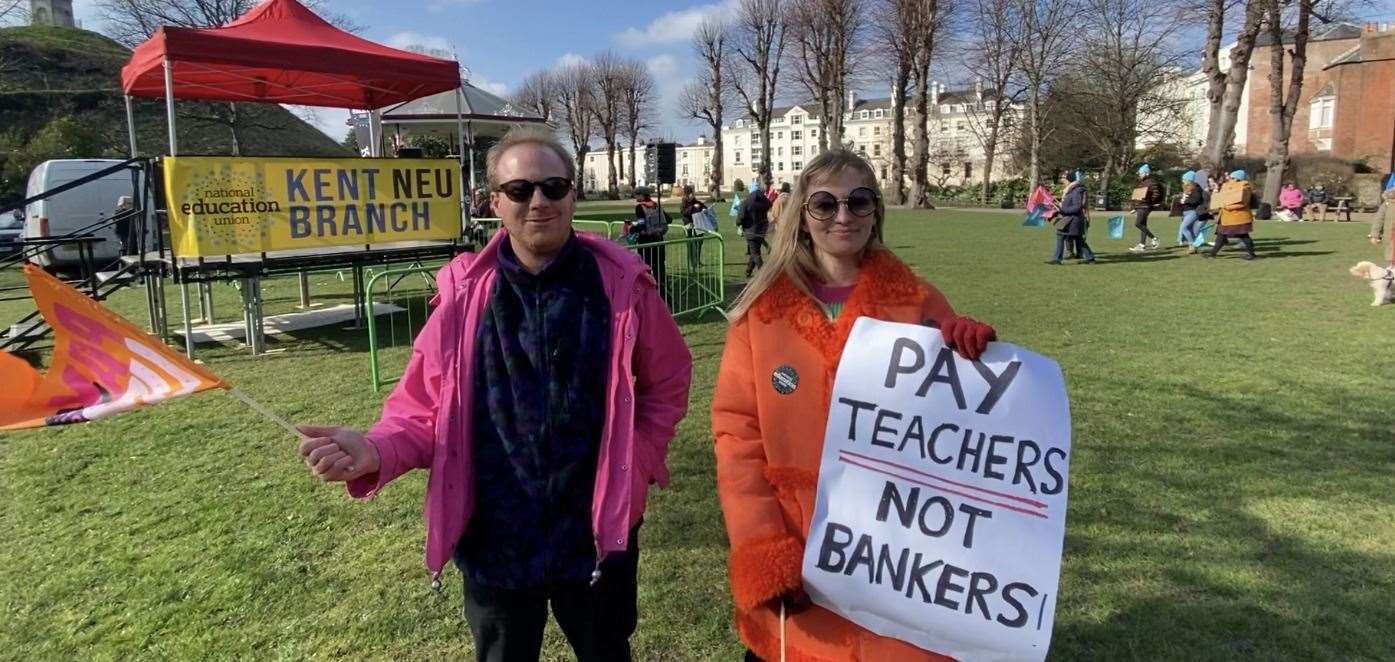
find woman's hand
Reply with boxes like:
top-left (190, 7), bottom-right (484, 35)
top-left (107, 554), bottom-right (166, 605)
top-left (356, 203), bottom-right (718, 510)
top-left (296, 425), bottom-right (380, 482)
top-left (940, 316), bottom-right (998, 362)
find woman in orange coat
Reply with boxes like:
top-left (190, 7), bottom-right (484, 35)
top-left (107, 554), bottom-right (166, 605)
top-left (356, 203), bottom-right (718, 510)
top-left (712, 149), bottom-right (998, 662)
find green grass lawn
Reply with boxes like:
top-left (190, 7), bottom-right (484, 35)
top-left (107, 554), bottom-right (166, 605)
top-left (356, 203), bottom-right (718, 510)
top-left (3, 208), bottom-right (1394, 660)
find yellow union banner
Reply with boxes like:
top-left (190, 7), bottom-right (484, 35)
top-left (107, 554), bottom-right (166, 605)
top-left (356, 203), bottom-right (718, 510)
top-left (163, 156), bottom-right (462, 257)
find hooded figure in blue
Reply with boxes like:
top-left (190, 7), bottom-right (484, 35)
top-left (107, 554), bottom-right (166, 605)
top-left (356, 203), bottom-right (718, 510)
top-left (737, 179), bottom-right (773, 277)
top-left (1048, 170), bottom-right (1096, 264)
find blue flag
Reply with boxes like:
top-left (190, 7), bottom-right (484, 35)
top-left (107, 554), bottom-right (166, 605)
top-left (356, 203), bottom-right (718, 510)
top-left (1023, 209), bottom-right (1046, 227)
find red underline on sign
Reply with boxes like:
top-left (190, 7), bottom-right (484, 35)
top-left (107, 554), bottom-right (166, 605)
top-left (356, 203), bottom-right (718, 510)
top-left (840, 449), bottom-right (1049, 509)
top-left (837, 454), bottom-right (1049, 519)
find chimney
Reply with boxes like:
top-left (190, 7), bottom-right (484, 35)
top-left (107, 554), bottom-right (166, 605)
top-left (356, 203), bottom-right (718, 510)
top-left (930, 80), bottom-right (940, 106)
top-left (847, 89), bottom-right (858, 111)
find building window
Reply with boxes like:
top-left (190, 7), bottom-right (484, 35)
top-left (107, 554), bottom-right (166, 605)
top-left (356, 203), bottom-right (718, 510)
top-left (778, 162), bottom-right (785, 171)
top-left (791, 130), bottom-right (801, 140)
top-left (942, 163), bottom-right (951, 176)
top-left (735, 119), bottom-right (744, 128)
top-left (792, 115), bottom-right (803, 124)
top-left (874, 126), bottom-right (881, 136)
top-left (777, 131), bottom-right (783, 139)
top-left (777, 146), bottom-right (784, 155)
top-left (811, 129), bottom-right (818, 137)
top-left (881, 167), bottom-right (887, 180)
top-left (956, 104), bottom-right (965, 113)
top-left (735, 151), bottom-right (742, 163)
top-left (957, 122), bottom-right (965, 131)
top-left (1310, 95), bottom-right (1335, 129)
top-left (792, 146), bottom-right (802, 156)
top-left (682, 165), bottom-right (689, 175)
top-left (858, 146), bottom-right (867, 156)
top-left (940, 104), bottom-right (950, 113)
top-left (735, 135), bottom-right (743, 145)
top-left (964, 162), bottom-right (972, 180)
top-left (859, 127), bottom-right (867, 137)
top-left (873, 144), bottom-right (882, 156)
top-left (682, 152), bottom-right (689, 159)
top-left (860, 111), bottom-right (869, 119)
top-left (940, 124), bottom-right (949, 132)
top-left (793, 161), bottom-right (802, 170)
top-left (874, 109), bottom-right (884, 119)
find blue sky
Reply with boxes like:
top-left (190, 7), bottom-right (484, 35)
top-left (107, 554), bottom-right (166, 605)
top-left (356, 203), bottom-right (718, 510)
top-left (73, 0), bottom-right (732, 143)
top-left (65, 0), bottom-right (1395, 144)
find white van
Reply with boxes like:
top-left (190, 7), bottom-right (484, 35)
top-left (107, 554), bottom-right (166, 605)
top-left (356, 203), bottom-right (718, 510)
top-left (24, 159), bottom-right (148, 270)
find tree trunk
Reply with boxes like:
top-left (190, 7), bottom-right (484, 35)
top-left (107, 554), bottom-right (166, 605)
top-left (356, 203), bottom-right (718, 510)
top-left (629, 141), bottom-right (638, 188)
top-left (1200, 0), bottom-right (1227, 170)
top-left (1261, 0), bottom-right (1310, 206)
top-left (1100, 160), bottom-right (1114, 210)
top-left (818, 96), bottom-right (832, 152)
top-left (910, 69), bottom-right (931, 208)
top-left (759, 116), bottom-right (772, 186)
top-left (889, 67), bottom-right (910, 206)
top-left (1204, 0), bottom-right (1264, 170)
top-left (606, 142), bottom-right (619, 199)
top-left (575, 147), bottom-right (589, 199)
top-left (226, 103), bottom-right (243, 157)
top-left (1028, 85), bottom-right (1042, 193)
top-left (711, 73), bottom-right (725, 198)
top-left (980, 131), bottom-right (997, 206)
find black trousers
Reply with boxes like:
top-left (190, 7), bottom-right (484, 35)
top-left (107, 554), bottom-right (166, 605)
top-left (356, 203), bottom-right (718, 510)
top-left (745, 235), bottom-right (766, 276)
top-left (461, 533), bottom-right (640, 662)
top-left (1209, 233), bottom-right (1255, 257)
top-left (1135, 208), bottom-right (1156, 243)
top-left (636, 237), bottom-right (668, 302)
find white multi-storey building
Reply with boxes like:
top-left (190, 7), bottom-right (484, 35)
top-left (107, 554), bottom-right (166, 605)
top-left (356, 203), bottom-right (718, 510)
top-left (580, 136), bottom-right (718, 194)
top-left (721, 83), bottom-right (1023, 191)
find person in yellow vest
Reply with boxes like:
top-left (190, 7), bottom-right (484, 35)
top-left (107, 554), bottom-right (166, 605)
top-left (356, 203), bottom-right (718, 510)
top-left (1204, 169), bottom-right (1258, 260)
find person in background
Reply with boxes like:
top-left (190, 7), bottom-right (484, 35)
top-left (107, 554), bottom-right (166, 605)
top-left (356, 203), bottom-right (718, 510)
top-left (738, 179), bottom-right (772, 278)
top-left (712, 148), bottom-right (996, 662)
top-left (633, 189), bottom-right (671, 298)
top-left (295, 126), bottom-right (693, 662)
top-left (679, 186), bottom-right (707, 234)
top-left (113, 196), bottom-right (135, 256)
top-left (1177, 171), bottom-right (1205, 252)
top-left (768, 182), bottom-right (792, 225)
top-left (1277, 181), bottom-right (1305, 222)
top-left (1049, 170), bottom-right (1095, 264)
top-left (1368, 183), bottom-right (1395, 267)
top-left (1306, 183), bottom-right (1330, 222)
top-left (1205, 169), bottom-right (1259, 260)
top-left (765, 180), bottom-right (780, 203)
top-left (1128, 164), bottom-right (1165, 253)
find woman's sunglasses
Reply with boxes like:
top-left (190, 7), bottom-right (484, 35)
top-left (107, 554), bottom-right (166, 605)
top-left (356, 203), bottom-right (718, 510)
top-left (804, 187), bottom-right (879, 221)
top-left (496, 177), bottom-right (573, 203)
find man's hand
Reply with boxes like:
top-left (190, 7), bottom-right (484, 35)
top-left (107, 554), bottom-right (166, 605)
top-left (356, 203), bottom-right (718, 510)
top-left (296, 425), bottom-right (380, 483)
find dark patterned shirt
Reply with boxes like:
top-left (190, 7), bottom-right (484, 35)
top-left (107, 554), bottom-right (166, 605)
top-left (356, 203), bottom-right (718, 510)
top-left (456, 233), bottom-right (612, 588)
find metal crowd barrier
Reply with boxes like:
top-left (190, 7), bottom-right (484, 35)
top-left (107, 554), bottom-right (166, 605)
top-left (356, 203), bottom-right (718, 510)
top-left (363, 230), bottom-right (724, 390)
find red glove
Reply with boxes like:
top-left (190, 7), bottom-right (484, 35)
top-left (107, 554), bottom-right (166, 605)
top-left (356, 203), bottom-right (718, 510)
top-left (941, 315), bottom-right (997, 361)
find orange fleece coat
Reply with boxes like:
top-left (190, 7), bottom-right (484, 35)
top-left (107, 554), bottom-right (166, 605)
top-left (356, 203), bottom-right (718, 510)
top-left (712, 249), bottom-right (958, 662)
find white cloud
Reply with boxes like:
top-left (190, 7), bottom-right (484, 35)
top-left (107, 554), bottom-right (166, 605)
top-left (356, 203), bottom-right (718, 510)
top-left (284, 105), bottom-right (352, 143)
top-left (386, 31), bottom-right (454, 57)
top-left (646, 54), bottom-right (678, 79)
top-left (556, 52), bottom-right (590, 69)
top-left (613, 0), bottom-right (739, 49)
top-left (469, 74), bottom-right (509, 97)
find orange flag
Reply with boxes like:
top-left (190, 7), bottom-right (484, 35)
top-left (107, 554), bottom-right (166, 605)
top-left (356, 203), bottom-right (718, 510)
top-left (0, 265), bottom-right (227, 430)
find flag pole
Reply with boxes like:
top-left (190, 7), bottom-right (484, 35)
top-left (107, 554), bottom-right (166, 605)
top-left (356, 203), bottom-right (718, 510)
top-left (228, 387), bottom-right (303, 439)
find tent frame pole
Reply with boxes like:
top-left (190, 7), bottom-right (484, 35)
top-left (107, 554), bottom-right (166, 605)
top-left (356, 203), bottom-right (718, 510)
top-left (457, 88), bottom-right (469, 225)
top-left (164, 59), bottom-right (195, 359)
top-left (124, 95), bottom-right (139, 157)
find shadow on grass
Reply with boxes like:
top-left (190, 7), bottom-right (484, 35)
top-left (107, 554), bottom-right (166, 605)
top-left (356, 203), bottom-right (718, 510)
top-left (1053, 375), bottom-right (1395, 659)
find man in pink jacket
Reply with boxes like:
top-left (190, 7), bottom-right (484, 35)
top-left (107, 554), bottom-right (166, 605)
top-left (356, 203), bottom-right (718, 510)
top-left (296, 126), bottom-right (693, 662)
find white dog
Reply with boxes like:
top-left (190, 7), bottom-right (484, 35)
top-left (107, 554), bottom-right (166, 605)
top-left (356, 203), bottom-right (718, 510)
top-left (1350, 261), bottom-right (1395, 306)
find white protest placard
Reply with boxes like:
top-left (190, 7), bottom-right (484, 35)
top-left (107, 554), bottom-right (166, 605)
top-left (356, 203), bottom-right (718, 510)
top-left (802, 317), bottom-right (1071, 662)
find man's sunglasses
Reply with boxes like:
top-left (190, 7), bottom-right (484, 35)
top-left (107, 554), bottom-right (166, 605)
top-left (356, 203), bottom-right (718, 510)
top-left (804, 187), bottom-right (880, 221)
top-left (496, 177), bottom-right (573, 203)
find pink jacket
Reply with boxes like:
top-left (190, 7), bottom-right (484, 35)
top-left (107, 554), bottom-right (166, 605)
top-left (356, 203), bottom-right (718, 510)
top-left (347, 230), bottom-right (693, 581)
top-left (1279, 186), bottom-right (1304, 209)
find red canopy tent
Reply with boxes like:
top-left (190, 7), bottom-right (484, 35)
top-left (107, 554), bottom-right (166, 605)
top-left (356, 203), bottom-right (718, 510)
top-left (120, 0), bottom-right (462, 155)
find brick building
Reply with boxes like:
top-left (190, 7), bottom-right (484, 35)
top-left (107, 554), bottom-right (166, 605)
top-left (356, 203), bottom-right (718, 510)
top-left (1244, 22), bottom-right (1395, 172)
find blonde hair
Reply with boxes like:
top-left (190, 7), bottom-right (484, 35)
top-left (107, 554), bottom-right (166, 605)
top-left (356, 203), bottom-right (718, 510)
top-left (727, 149), bottom-right (885, 320)
top-left (485, 125), bottom-right (576, 188)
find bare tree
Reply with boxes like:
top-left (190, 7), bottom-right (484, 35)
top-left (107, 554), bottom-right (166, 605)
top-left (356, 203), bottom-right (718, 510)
top-left (0, 0), bottom-right (28, 25)
top-left (1072, 0), bottom-right (1189, 193)
top-left (588, 52), bottom-right (627, 198)
top-left (692, 17), bottom-right (728, 196)
top-left (1012, 0), bottom-right (1081, 192)
top-left (1260, 0), bottom-right (1315, 203)
top-left (619, 59), bottom-right (655, 189)
top-left (908, 0), bottom-right (947, 209)
top-left (1201, 0), bottom-right (1265, 170)
top-left (555, 63), bottom-right (597, 198)
top-left (962, 0), bottom-right (1024, 204)
top-left (728, 0), bottom-right (788, 186)
top-left (872, 0), bottom-right (922, 205)
top-left (928, 138), bottom-right (970, 189)
top-left (512, 70), bottom-right (558, 124)
top-left (789, 0), bottom-right (865, 152)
